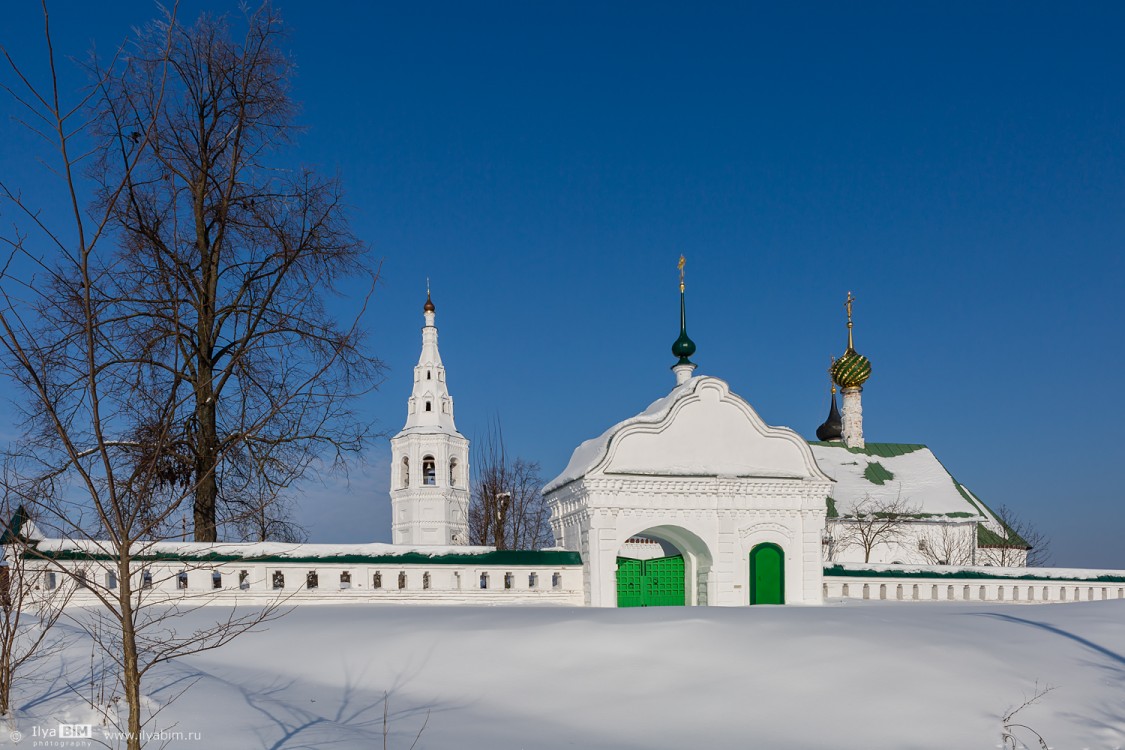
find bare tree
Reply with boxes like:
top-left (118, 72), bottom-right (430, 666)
top-left (917, 523), bottom-right (977, 566)
top-left (89, 2), bottom-right (382, 541)
top-left (469, 420), bottom-right (551, 550)
top-left (1001, 682), bottom-right (1054, 750)
top-left (831, 494), bottom-right (921, 564)
top-left (0, 503), bottom-right (71, 721)
top-left (978, 504), bottom-right (1049, 567)
top-left (0, 4), bottom-right (338, 747)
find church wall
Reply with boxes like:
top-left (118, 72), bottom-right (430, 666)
top-left (826, 520), bottom-right (983, 566)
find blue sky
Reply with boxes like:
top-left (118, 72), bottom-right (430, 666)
top-left (2, 2), bottom-right (1123, 566)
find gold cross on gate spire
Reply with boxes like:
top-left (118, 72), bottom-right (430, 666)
top-left (678, 255), bottom-right (686, 293)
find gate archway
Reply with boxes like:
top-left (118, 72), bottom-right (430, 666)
top-left (615, 525), bottom-right (712, 607)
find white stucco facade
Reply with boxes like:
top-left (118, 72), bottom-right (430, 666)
top-left (546, 375), bottom-right (832, 606)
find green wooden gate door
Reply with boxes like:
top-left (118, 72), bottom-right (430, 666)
top-left (749, 543), bottom-right (785, 605)
top-left (616, 555), bottom-right (685, 607)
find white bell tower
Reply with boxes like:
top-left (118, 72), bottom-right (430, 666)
top-left (389, 291), bottom-right (471, 545)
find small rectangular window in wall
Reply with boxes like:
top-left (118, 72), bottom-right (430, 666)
top-left (177, 571), bottom-right (188, 590)
top-left (212, 571), bottom-right (222, 590)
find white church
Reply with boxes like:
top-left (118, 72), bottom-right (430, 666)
top-left (8, 269), bottom-right (1125, 608)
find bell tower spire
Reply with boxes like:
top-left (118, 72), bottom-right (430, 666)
top-left (389, 288), bottom-right (470, 545)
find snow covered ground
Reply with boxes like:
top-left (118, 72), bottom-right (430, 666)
top-left (7, 600), bottom-right (1125, 749)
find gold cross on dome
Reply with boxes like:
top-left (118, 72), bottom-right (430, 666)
top-left (678, 255), bottom-right (686, 292)
top-left (845, 290), bottom-right (856, 324)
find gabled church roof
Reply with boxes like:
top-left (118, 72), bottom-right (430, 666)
top-left (809, 441), bottom-right (990, 521)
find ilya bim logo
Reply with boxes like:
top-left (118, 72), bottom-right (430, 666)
top-left (58, 723), bottom-right (94, 738)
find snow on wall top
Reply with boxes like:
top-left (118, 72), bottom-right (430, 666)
top-left (545, 376), bottom-right (826, 493)
top-left (810, 443), bottom-right (984, 518)
top-left (33, 539), bottom-right (499, 560)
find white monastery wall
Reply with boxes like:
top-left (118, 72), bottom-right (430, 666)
top-left (21, 557), bottom-right (584, 607)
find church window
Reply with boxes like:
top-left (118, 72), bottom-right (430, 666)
top-left (480, 572), bottom-right (489, 589)
top-left (425, 401), bottom-right (432, 412)
top-left (272, 571), bottom-right (285, 590)
top-left (212, 571), bottom-right (222, 589)
top-left (44, 572), bottom-right (57, 590)
top-left (401, 457), bottom-right (409, 488)
top-left (177, 571), bottom-right (188, 590)
top-left (398, 571), bottom-right (407, 589)
top-left (423, 456), bottom-right (436, 485)
top-left (449, 458), bottom-right (458, 486)
top-left (239, 570), bottom-right (250, 590)
top-left (552, 573), bottom-right (562, 590)
top-left (142, 570), bottom-right (153, 589)
top-left (529, 573), bottom-right (538, 589)
top-left (423, 572), bottom-right (431, 590)
top-left (427, 370), bottom-right (431, 380)
top-left (340, 571), bottom-right (352, 589)
top-left (374, 572), bottom-right (383, 589)
top-left (307, 571), bottom-right (319, 590)
top-left (504, 572), bottom-right (514, 589)
top-left (106, 571), bottom-right (118, 589)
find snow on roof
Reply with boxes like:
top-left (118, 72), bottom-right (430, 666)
top-left (809, 442), bottom-right (985, 519)
top-left (544, 377), bottom-right (698, 493)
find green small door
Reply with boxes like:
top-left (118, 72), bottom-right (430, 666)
top-left (749, 543), bottom-right (785, 605)
top-left (616, 555), bottom-right (685, 607)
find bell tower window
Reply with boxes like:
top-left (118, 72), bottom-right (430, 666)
top-left (423, 456), bottom-right (436, 486)
top-left (425, 401), bottom-right (432, 411)
top-left (449, 458), bottom-right (459, 487)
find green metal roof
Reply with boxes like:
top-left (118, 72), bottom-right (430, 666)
top-left (863, 461), bottom-right (894, 485)
top-left (824, 564), bottom-right (1122, 582)
top-left (977, 522), bottom-right (1030, 550)
top-left (0, 506), bottom-right (29, 545)
top-left (26, 547), bottom-right (583, 567)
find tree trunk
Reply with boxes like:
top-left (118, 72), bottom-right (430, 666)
top-left (193, 389), bottom-right (218, 542)
top-left (192, 186), bottom-right (219, 542)
top-left (119, 572), bottom-right (143, 750)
